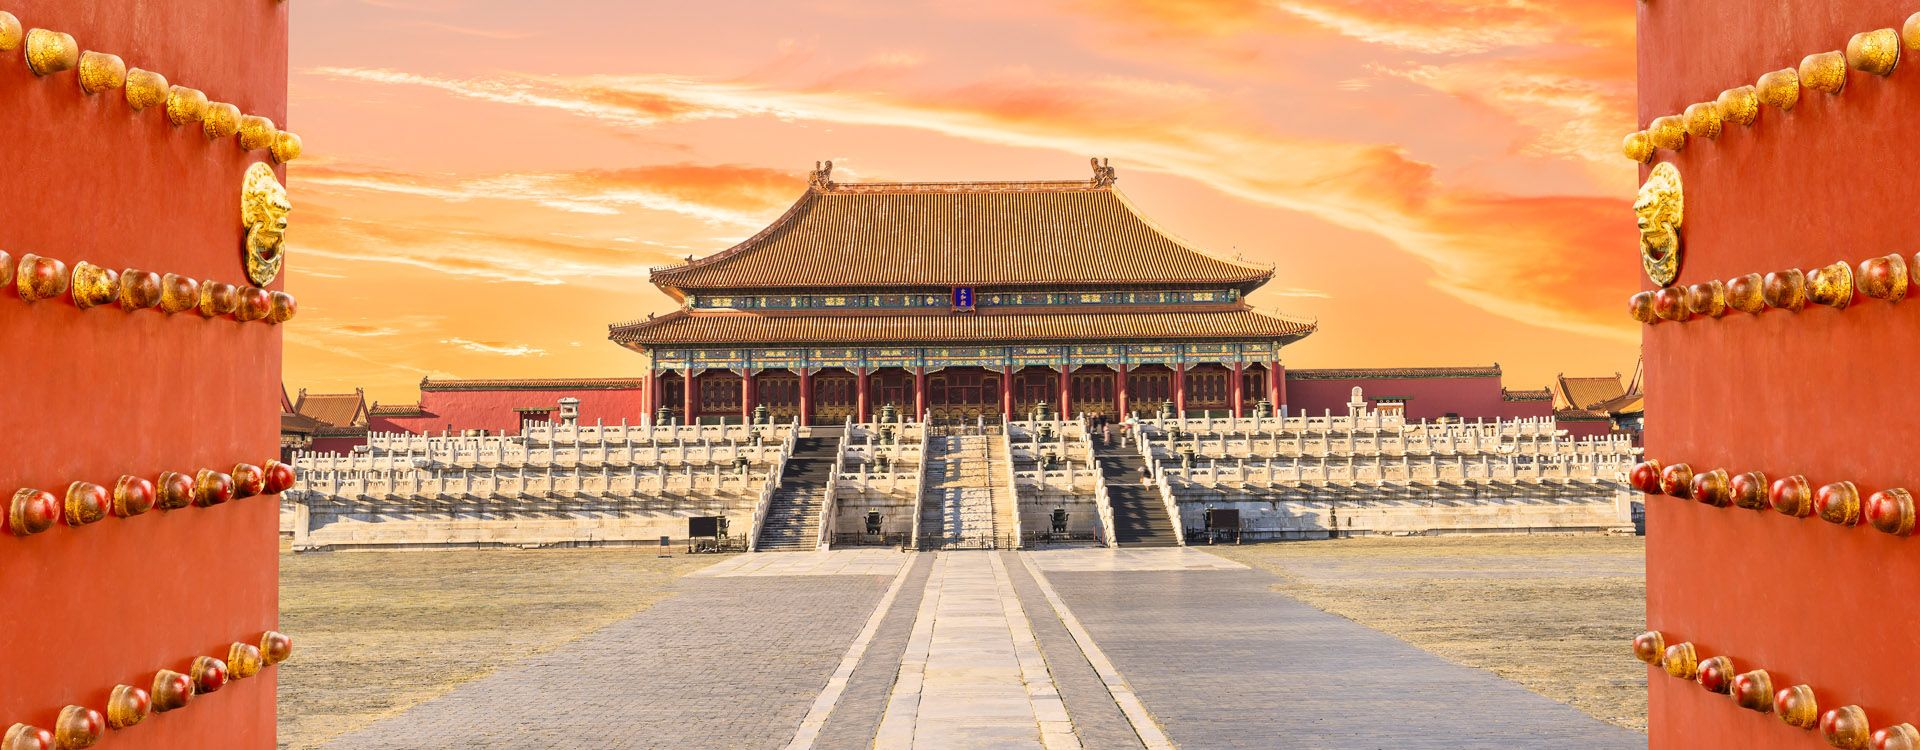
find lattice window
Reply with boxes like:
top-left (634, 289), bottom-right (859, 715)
top-left (1129, 372), bottom-right (1172, 404)
top-left (1072, 372), bottom-right (1114, 404)
top-left (758, 376), bottom-right (800, 408)
top-left (1187, 369), bottom-right (1230, 406)
top-left (699, 375), bottom-right (742, 413)
top-left (930, 371), bottom-right (1000, 406)
top-left (813, 376), bottom-right (855, 406)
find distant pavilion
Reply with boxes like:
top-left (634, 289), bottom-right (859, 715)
top-left (609, 160), bottom-right (1316, 424)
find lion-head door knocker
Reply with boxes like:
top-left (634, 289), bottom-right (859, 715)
top-left (1635, 162), bottom-right (1683, 287)
top-left (242, 161), bottom-right (292, 287)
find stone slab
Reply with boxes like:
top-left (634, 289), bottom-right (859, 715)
top-left (1041, 563), bottom-right (1648, 749)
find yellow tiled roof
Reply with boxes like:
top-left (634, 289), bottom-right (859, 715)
top-left (1593, 393), bottom-right (1644, 416)
top-left (1554, 375), bottom-right (1627, 411)
top-left (294, 391), bottom-right (368, 428)
top-left (611, 308), bottom-right (1315, 347)
top-left (649, 180), bottom-right (1272, 292)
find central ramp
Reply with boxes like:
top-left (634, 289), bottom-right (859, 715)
top-left (920, 435), bottom-right (1014, 549)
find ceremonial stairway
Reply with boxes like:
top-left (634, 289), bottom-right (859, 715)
top-left (1095, 443), bottom-right (1180, 547)
top-left (757, 434), bottom-right (837, 551)
top-left (919, 435), bottom-right (1011, 549)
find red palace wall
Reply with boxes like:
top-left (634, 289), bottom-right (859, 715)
top-left (1639, 2), bottom-right (1920, 746)
top-left (1282, 369), bottom-right (1553, 422)
top-left (370, 384), bottom-right (647, 436)
top-left (307, 436), bottom-right (370, 456)
top-left (0, 1), bottom-right (288, 747)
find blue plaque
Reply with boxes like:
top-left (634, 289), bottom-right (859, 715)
top-left (952, 286), bottom-right (976, 311)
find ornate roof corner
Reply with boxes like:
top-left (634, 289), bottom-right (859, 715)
top-left (808, 159), bottom-right (834, 189)
top-left (1090, 157), bottom-right (1116, 187)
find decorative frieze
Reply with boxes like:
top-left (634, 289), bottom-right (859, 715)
top-left (648, 341), bottom-right (1286, 372)
top-left (688, 287), bottom-right (1242, 311)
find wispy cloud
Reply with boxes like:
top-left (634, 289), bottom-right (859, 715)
top-left (286, 161), bottom-right (799, 293)
top-left (312, 68), bottom-right (797, 129)
top-left (402, 21), bottom-right (537, 40)
top-left (1260, 286), bottom-right (1333, 299)
top-left (1067, 0), bottom-right (1634, 173)
top-left (1372, 56), bottom-right (1631, 171)
top-left (313, 65), bottom-right (1634, 341)
top-left (441, 337), bottom-right (547, 357)
top-left (1271, 0), bottom-right (1548, 56)
top-left (297, 162), bottom-right (796, 227)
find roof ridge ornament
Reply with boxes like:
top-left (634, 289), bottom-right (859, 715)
top-left (1090, 157), bottom-right (1116, 187)
top-left (808, 160), bottom-right (834, 189)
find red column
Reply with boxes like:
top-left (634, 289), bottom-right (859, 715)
top-left (741, 370), bottom-right (753, 424)
top-left (1174, 363), bottom-right (1187, 418)
top-left (914, 366), bottom-right (927, 420)
top-left (1058, 366), bottom-right (1072, 420)
top-left (643, 369), bottom-right (656, 421)
top-left (856, 367), bottom-right (870, 422)
top-left (683, 371), bottom-right (698, 425)
top-left (1271, 358), bottom-right (1285, 413)
top-left (1001, 365), bottom-right (1014, 422)
top-left (1167, 362), bottom-right (1182, 420)
top-left (799, 369), bottom-right (814, 425)
top-left (1116, 363), bottom-right (1130, 418)
top-left (1232, 361), bottom-right (1245, 418)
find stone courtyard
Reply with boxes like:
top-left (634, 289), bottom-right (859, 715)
top-left (317, 548), bottom-right (1645, 749)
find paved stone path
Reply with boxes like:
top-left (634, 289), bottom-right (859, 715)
top-left (692, 548), bottom-right (908, 577)
top-left (873, 552), bottom-right (1075, 749)
top-left (1041, 553), bottom-right (1648, 750)
top-left (318, 548), bottom-right (1647, 750)
top-left (809, 554), bottom-right (937, 748)
top-left (323, 564), bottom-right (894, 749)
top-left (999, 554), bottom-right (1147, 750)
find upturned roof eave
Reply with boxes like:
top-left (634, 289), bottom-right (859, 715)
top-left (644, 176), bottom-right (1277, 293)
top-left (613, 329), bottom-right (1315, 352)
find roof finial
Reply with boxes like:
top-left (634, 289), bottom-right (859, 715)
top-left (1090, 157), bottom-right (1116, 187)
top-left (809, 160), bottom-right (835, 189)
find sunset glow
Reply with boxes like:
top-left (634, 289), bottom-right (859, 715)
top-left (285, 0), bottom-right (1639, 404)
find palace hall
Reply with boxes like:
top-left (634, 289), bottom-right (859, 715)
top-left (608, 160), bottom-right (1317, 424)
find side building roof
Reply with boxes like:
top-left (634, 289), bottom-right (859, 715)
top-left (1553, 374), bottom-right (1628, 411)
top-left (647, 161), bottom-right (1272, 295)
top-left (293, 389), bottom-right (369, 428)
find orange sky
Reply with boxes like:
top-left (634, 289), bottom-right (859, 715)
top-left (283, 0), bottom-right (1640, 405)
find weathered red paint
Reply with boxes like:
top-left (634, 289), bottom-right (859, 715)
top-left (0, 1), bottom-right (286, 746)
top-left (1640, 2), bottom-right (1920, 746)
